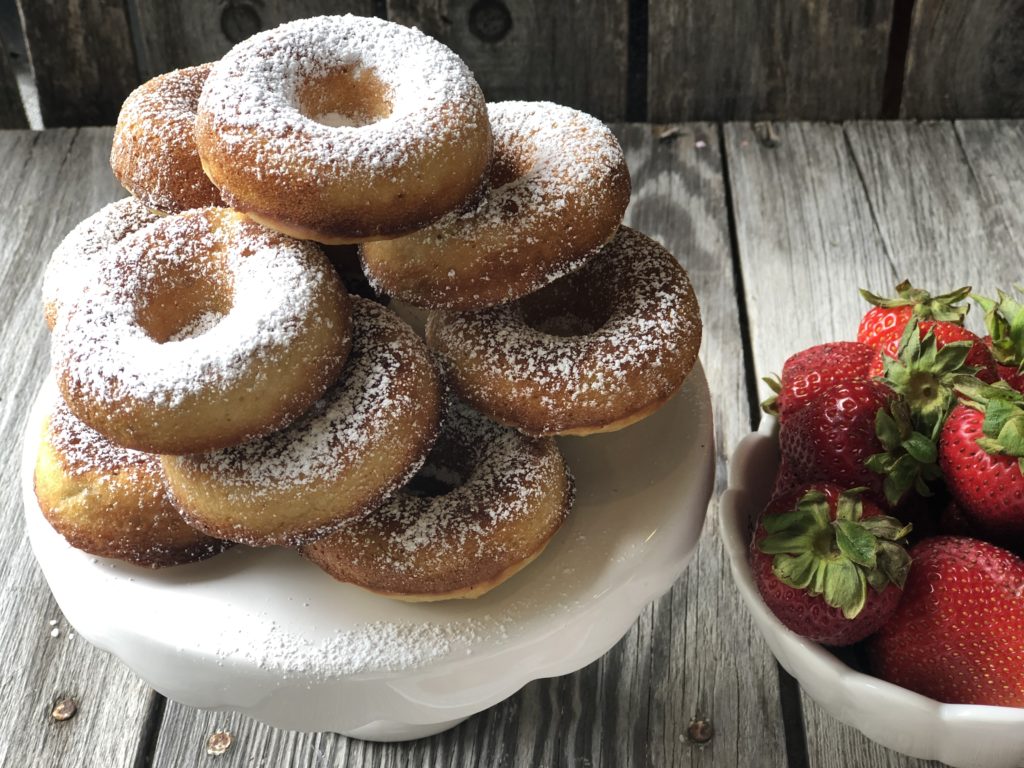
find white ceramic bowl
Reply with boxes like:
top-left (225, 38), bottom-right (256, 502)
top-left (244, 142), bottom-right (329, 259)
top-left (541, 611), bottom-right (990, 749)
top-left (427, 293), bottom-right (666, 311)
top-left (23, 367), bottom-right (714, 742)
top-left (721, 417), bottom-right (1024, 768)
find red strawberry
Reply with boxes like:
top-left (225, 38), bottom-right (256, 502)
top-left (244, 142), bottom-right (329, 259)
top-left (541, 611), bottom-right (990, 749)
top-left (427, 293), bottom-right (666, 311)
top-left (752, 485), bottom-right (911, 646)
top-left (872, 320), bottom-right (997, 381)
top-left (858, 281), bottom-right (970, 350)
top-left (762, 342), bottom-right (876, 420)
top-left (772, 457), bottom-right (803, 499)
top-left (870, 536), bottom-right (1024, 707)
top-left (975, 290), bottom-right (1024, 393)
top-left (939, 385), bottom-right (1024, 549)
top-left (780, 380), bottom-right (942, 506)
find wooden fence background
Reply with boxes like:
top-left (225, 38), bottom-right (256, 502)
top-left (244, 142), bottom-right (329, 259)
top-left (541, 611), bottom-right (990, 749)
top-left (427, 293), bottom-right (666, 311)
top-left (1, 1), bottom-right (1023, 129)
top-left (0, 0), bottom-right (1019, 131)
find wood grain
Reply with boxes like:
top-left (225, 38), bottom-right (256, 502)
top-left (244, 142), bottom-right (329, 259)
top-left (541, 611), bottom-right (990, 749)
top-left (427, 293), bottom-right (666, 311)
top-left (15, 1), bottom-right (137, 126)
top-left (387, 0), bottom-right (628, 121)
top-left (649, 1), bottom-right (894, 122)
top-left (0, 31), bottom-right (27, 128)
top-left (149, 124), bottom-right (789, 767)
top-left (128, 0), bottom-right (376, 80)
top-left (901, 1), bottom-right (1024, 118)
top-left (0, 127), bottom-right (156, 768)
top-left (955, 120), bottom-right (1024, 254)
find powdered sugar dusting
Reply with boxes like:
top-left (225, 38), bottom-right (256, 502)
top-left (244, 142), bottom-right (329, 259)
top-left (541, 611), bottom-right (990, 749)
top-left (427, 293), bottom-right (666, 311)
top-left (198, 15), bottom-right (486, 175)
top-left (42, 197), bottom-right (162, 326)
top-left (111, 64), bottom-right (223, 212)
top-left (180, 299), bottom-right (431, 492)
top-left (361, 100), bottom-right (629, 310)
top-left (49, 394), bottom-right (156, 477)
top-left (428, 227), bottom-right (702, 433)
top-left (53, 209), bottom-right (324, 409)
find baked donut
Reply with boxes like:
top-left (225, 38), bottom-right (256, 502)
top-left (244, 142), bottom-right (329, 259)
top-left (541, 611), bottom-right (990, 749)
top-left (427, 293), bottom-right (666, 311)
top-left (52, 208), bottom-right (352, 454)
top-left (195, 15), bottom-right (492, 244)
top-left (427, 227), bottom-right (702, 436)
top-left (361, 100), bottom-right (630, 310)
top-left (161, 298), bottom-right (442, 547)
top-left (34, 392), bottom-right (229, 568)
top-left (111, 64), bottom-right (223, 213)
top-left (42, 197), bottom-right (161, 329)
top-left (302, 401), bottom-right (573, 601)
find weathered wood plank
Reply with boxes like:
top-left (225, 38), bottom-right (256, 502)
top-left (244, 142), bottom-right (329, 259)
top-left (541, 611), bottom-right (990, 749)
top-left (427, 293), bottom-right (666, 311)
top-left (902, 1), bottom-right (1024, 119)
top-left (0, 127), bottom-right (156, 768)
top-left (649, 2), bottom-right (894, 122)
top-left (0, 31), bottom-right (27, 128)
top-left (954, 120), bottom-right (1024, 254)
top-left (844, 121), bottom-right (1021, 293)
top-left (387, 0), bottom-right (628, 121)
top-left (151, 123), bottom-right (787, 767)
top-left (128, 0), bottom-right (377, 80)
top-left (15, 1), bottom-right (137, 126)
top-left (724, 121), bottom-right (945, 768)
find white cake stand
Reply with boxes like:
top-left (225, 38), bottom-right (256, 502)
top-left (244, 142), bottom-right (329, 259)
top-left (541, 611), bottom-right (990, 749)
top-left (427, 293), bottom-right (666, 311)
top-left (23, 365), bottom-right (714, 741)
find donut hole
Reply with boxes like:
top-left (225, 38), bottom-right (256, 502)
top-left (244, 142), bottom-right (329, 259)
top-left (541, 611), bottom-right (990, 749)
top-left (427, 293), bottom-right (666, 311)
top-left (299, 67), bottom-right (392, 128)
top-left (520, 270), bottom-right (612, 337)
top-left (403, 426), bottom-right (476, 498)
top-left (134, 263), bottom-right (233, 343)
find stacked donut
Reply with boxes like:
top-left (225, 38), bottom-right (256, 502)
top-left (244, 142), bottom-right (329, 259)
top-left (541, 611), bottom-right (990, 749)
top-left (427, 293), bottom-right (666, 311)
top-left (34, 15), bottom-right (701, 602)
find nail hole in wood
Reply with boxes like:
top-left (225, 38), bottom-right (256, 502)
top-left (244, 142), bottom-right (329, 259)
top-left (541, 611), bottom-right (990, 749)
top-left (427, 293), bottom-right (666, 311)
top-left (468, 0), bottom-right (512, 43)
top-left (686, 717), bottom-right (714, 744)
top-left (51, 697), bottom-right (77, 722)
top-left (221, 2), bottom-right (262, 44)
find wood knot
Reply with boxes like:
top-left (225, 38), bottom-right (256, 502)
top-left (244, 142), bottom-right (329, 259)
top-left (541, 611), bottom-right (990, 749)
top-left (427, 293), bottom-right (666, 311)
top-left (221, 2), bottom-right (262, 44)
top-left (468, 0), bottom-right (512, 43)
top-left (51, 697), bottom-right (77, 721)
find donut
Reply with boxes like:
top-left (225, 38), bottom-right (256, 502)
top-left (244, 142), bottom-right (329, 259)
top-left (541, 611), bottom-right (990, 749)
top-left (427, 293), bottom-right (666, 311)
top-left (195, 15), bottom-right (492, 244)
top-left (111, 64), bottom-right (223, 213)
top-left (34, 393), bottom-right (229, 568)
top-left (361, 100), bottom-right (630, 311)
top-left (161, 298), bottom-right (443, 547)
top-left (52, 208), bottom-right (352, 454)
top-left (427, 227), bottom-right (703, 436)
top-left (42, 197), bottom-right (161, 329)
top-left (302, 401), bottom-right (573, 601)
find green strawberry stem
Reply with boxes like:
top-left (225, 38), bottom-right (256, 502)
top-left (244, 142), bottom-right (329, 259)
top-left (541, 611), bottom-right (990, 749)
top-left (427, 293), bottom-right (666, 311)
top-left (761, 375), bottom-right (782, 416)
top-left (865, 398), bottom-right (943, 506)
top-left (953, 375), bottom-right (1024, 473)
top-left (974, 288), bottom-right (1024, 369)
top-left (758, 489), bottom-right (912, 619)
top-left (880, 318), bottom-right (977, 436)
top-left (860, 280), bottom-right (971, 323)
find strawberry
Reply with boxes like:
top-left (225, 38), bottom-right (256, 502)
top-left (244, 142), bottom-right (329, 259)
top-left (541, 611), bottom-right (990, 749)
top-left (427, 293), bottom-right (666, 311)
top-left (752, 485), bottom-right (911, 646)
top-left (780, 380), bottom-right (942, 506)
top-left (939, 381), bottom-right (1024, 549)
top-left (761, 342), bottom-right (876, 420)
top-left (872, 319), bottom-right (997, 381)
top-left (869, 536), bottom-right (1024, 707)
top-left (975, 290), bottom-right (1024, 393)
top-left (858, 280), bottom-right (970, 350)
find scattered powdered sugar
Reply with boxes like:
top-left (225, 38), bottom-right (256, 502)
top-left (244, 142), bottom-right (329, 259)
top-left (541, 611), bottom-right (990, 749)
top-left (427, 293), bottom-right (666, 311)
top-left (111, 63), bottom-right (223, 212)
top-left (214, 615), bottom-right (510, 677)
top-left (428, 227), bottom-right (703, 434)
top-left (306, 401), bottom-right (572, 593)
top-left (49, 393), bottom-right (157, 477)
top-left (361, 100), bottom-right (629, 310)
top-left (179, 299), bottom-right (431, 492)
top-left (42, 197), bottom-right (162, 326)
top-left (52, 209), bottom-right (324, 409)
top-left (197, 15), bottom-right (486, 176)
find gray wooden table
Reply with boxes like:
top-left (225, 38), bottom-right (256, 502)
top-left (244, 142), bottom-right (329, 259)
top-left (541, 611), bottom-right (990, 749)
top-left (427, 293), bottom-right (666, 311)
top-left (1, 120), bottom-right (1021, 768)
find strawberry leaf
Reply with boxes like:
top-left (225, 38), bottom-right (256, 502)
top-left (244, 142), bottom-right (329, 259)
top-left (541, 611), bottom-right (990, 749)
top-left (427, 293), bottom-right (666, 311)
top-left (822, 560), bottom-right (868, 620)
top-left (772, 551), bottom-right (818, 590)
top-left (861, 280), bottom-right (971, 323)
top-left (834, 520), bottom-right (877, 568)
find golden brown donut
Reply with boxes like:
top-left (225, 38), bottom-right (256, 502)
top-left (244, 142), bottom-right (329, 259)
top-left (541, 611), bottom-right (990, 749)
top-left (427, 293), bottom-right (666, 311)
top-left (42, 197), bottom-right (161, 329)
top-left (302, 401), bottom-right (574, 601)
top-left (427, 227), bottom-right (703, 436)
top-left (34, 393), bottom-right (229, 568)
top-left (161, 299), bottom-right (443, 548)
top-left (195, 15), bottom-right (492, 244)
top-left (111, 64), bottom-right (223, 213)
top-left (52, 208), bottom-right (352, 454)
top-left (361, 100), bottom-right (630, 310)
